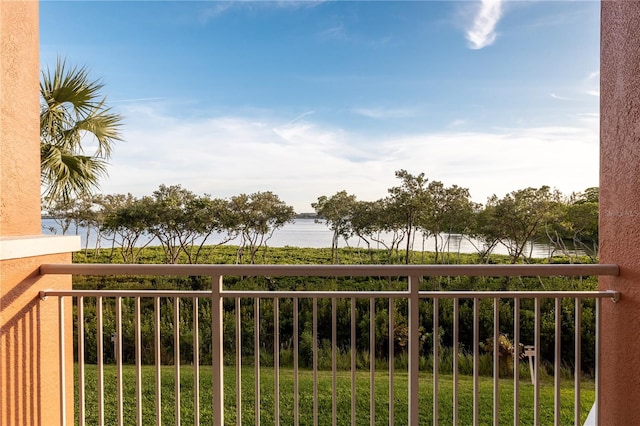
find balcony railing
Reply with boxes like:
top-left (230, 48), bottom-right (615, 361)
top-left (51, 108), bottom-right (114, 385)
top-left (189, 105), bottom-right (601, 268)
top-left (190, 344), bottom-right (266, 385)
top-left (40, 263), bottom-right (619, 426)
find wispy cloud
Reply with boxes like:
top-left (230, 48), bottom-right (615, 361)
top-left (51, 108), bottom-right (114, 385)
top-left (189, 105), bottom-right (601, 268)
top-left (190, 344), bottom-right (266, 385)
top-left (466, 0), bottom-right (504, 50)
top-left (286, 110), bottom-right (316, 125)
top-left (318, 24), bottom-right (346, 41)
top-left (317, 24), bottom-right (392, 48)
top-left (550, 93), bottom-right (571, 101)
top-left (351, 107), bottom-right (418, 119)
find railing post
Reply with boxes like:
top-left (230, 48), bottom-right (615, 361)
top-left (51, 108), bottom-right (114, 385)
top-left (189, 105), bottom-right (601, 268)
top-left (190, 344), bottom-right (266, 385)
top-left (211, 275), bottom-right (224, 426)
top-left (408, 275), bottom-right (420, 425)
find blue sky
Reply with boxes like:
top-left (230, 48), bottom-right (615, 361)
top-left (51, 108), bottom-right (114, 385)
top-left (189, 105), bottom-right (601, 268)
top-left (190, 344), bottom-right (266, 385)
top-left (40, 0), bottom-right (600, 212)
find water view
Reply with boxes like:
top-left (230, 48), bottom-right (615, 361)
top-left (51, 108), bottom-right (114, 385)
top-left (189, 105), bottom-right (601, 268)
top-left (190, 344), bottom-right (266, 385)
top-left (42, 218), bottom-right (561, 259)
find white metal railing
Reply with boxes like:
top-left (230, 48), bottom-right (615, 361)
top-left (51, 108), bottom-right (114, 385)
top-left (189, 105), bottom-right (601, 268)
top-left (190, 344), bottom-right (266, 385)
top-left (39, 263), bottom-right (619, 426)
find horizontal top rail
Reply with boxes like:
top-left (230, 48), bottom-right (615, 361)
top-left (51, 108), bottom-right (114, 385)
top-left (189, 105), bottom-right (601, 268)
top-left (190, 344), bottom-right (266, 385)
top-left (39, 263), bottom-right (620, 278)
top-left (39, 288), bottom-right (621, 301)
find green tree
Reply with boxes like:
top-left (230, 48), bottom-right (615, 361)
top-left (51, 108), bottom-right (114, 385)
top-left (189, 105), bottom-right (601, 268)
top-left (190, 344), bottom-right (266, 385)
top-left (43, 197), bottom-right (77, 235)
top-left (469, 203), bottom-right (502, 263)
top-left (229, 192), bottom-right (295, 264)
top-left (101, 194), bottom-right (155, 263)
top-left (387, 170), bottom-right (430, 264)
top-left (181, 195), bottom-right (238, 264)
top-left (312, 191), bottom-right (357, 263)
top-left (480, 186), bottom-right (560, 264)
top-left (359, 198), bottom-right (408, 264)
top-left (545, 188), bottom-right (599, 261)
top-left (142, 185), bottom-right (197, 264)
top-left (418, 182), bottom-right (478, 263)
top-left (40, 58), bottom-right (122, 204)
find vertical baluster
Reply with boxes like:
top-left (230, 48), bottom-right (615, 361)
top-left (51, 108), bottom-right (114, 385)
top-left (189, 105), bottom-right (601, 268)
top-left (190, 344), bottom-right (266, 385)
top-left (274, 297), bottom-right (280, 426)
top-left (58, 296), bottom-right (66, 426)
top-left (473, 297), bottom-right (479, 426)
top-left (116, 296), bottom-right (123, 426)
top-left (433, 297), bottom-right (439, 426)
top-left (174, 297), bottom-right (181, 426)
top-left (534, 298), bottom-right (541, 426)
top-left (408, 276), bottom-right (420, 426)
top-left (554, 298), bottom-right (561, 426)
top-left (370, 298), bottom-right (375, 426)
top-left (255, 297), bottom-right (261, 426)
top-left (98, 296), bottom-right (105, 426)
top-left (135, 297), bottom-right (142, 426)
top-left (453, 298), bottom-right (459, 426)
top-left (351, 297), bottom-right (356, 426)
top-left (236, 297), bottom-right (242, 426)
top-left (513, 298), bottom-right (520, 426)
top-left (154, 297), bottom-right (161, 426)
top-left (389, 297), bottom-right (395, 426)
top-left (193, 297), bottom-right (200, 426)
top-left (313, 297), bottom-right (318, 426)
top-left (493, 298), bottom-right (499, 426)
top-left (332, 297), bottom-right (337, 426)
top-left (212, 276), bottom-right (224, 426)
top-left (294, 297), bottom-right (299, 426)
top-left (595, 297), bottom-right (601, 425)
top-left (78, 296), bottom-right (86, 426)
top-left (574, 298), bottom-right (582, 426)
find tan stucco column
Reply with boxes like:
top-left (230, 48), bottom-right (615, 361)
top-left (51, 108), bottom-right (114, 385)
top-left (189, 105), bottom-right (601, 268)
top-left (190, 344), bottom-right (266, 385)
top-left (0, 1), bottom-right (78, 424)
top-left (599, 1), bottom-right (640, 424)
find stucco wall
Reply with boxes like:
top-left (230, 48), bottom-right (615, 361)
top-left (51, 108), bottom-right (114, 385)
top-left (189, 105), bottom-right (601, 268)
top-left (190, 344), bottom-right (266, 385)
top-left (0, 0), bottom-right (41, 236)
top-left (1, 1), bottom-right (77, 424)
top-left (599, 1), bottom-right (640, 424)
top-left (0, 253), bottom-right (74, 426)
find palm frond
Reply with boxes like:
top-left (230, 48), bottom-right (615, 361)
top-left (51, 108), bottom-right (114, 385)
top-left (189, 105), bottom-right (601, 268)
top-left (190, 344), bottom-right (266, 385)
top-left (40, 57), bottom-right (123, 203)
top-left (41, 143), bottom-right (109, 203)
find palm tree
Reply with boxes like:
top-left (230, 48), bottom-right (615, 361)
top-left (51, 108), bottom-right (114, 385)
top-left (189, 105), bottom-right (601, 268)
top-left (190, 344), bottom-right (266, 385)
top-left (40, 58), bottom-right (122, 204)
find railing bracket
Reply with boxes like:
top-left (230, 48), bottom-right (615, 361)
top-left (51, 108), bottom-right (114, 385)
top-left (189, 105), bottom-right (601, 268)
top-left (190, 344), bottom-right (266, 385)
top-left (39, 290), bottom-right (49, 301)
top-left (610, 291), bottom-right (621, 303)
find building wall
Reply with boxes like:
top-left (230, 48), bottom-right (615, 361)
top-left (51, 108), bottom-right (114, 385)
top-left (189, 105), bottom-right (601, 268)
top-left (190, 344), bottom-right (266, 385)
top-left (0, 253), bottom-right (74, 426)
top-left (0, 0), bottom-right (41, 235)
top-left (0, 1), bottom-right (78, 424)
top-left (599, 1), bottom-right (640, 424)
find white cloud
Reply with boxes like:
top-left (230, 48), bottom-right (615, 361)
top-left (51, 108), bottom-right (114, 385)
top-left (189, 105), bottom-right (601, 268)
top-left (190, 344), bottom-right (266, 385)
top-left (103, 105), bottom-right (598, 212)
top-left (379, 124), bottom-right (599, 202)
top-left (466, 0), bottom-right (504, 50)
top-left (550, 93), bottom-right (571, 101)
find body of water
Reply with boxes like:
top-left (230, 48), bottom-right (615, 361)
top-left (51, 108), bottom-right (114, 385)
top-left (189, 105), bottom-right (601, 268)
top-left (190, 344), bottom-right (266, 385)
top-left (42, 218), bottom-right (564, 259)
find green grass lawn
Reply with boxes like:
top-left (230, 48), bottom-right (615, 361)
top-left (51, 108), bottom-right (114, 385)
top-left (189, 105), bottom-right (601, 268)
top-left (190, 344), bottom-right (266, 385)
top-left (76, 364), bottom-right (594, 425)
